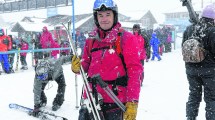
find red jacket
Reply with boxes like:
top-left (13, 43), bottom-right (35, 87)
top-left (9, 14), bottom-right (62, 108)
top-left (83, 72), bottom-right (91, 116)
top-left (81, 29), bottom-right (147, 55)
top-left (20, 41), bottom-right (29, 56)
top-left (134, 33), bottom-right (146, 61)
top-left (0, 35), bottom-right (12, 52)
top-left (40, 26), bottom-right (55, 49)
top-left (81, 23), bottom-right (143, 103)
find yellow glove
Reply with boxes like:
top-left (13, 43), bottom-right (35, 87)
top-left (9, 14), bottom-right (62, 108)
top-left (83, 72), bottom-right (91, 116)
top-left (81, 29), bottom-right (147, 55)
top-left (123, 102), bottom-right (138, 120)
top-left (71, 55), bottom-right (81, 73)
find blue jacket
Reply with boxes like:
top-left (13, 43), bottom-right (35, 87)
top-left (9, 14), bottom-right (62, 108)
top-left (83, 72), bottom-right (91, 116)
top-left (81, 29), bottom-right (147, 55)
top-left (150, 33), bottom-right (160, 51)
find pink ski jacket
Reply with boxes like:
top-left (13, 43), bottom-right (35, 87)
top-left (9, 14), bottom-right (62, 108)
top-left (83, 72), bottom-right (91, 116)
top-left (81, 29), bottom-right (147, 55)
top-left (40, 26), bottom-right (55, 49)
top-left (81, 23), bottom-right (143, 103)
top-left (134, 33), bottom-right (146, 61)
top-left (20, 41), bottom-right (28, 56)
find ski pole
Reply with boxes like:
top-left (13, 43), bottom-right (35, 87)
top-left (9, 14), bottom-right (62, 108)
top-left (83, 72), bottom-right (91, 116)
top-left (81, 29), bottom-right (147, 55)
top-left (93, 74), bottom-right (126, 112)
top-left (75, 72), bottom-right (79, 109)
top-left (62, 22), bottom-right (102, 120)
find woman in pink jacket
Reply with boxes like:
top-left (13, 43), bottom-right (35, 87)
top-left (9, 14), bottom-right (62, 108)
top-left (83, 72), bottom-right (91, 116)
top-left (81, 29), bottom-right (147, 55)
top-left (133, 24), bottom-right (146, 86)
top-left (71, 0), bottom-right (143, 120)
top-left (20, 38), bottom-right (29, 70)
top-left (40, 26), bottom-right (56, 58)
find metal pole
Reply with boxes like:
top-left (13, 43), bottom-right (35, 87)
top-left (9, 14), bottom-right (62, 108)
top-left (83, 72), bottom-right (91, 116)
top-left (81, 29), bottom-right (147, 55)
top-left (72, 0), bottom-right (79, 109)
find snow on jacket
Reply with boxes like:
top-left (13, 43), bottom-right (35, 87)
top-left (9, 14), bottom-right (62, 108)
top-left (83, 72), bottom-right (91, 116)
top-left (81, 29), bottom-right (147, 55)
top-left (0, 32), bottom-right (12, 52)
top-left (20, 41), bottom-right (29, 56)
top-left (81, 22), bottom-right (143, 103)
top-left (134, 33), bottom-right (146, 61)
top-left (40, 26), bottom-right (55, 49)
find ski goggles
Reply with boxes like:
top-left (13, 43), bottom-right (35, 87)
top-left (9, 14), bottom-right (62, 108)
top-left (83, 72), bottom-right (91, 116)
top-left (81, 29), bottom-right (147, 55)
top-left (36, 66), bottom-right (49, 76)
top-left (37, 73), bottom-right (48, 81)
top-left (93, 0), bottom-right (116, 11)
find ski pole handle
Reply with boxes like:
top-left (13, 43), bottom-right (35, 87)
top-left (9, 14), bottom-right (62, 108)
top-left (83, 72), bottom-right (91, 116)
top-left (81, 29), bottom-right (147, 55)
top-left (92, 75), bottom-right (126, 112)
top-left (93, 74), bottom-right (108, 88)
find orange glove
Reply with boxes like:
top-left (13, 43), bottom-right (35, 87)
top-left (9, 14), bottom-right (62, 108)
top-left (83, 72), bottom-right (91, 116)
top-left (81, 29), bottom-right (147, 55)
top-left (71, 55), bottom-right (81, 73)
top-left (123, 102), bottom-right (138, 120)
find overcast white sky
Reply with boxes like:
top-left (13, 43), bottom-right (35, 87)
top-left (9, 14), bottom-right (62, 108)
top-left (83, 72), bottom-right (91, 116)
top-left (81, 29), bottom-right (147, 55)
top-left (0, 0), bottom-right (214, 23)
top-left (76, 0), bottom-right (182, 14)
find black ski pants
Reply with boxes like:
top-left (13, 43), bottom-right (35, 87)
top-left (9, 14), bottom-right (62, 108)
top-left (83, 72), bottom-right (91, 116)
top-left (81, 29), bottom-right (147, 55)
top-left (20, 55), bottom-right (27, 66)
top-left (33, 74), bottom-right (66, 107)
top-left (8, 53), bottom-right (15, 69)
top-left (186, 70), bottom-right (215, 120)
top-left (102, 103), bottom-right (123, 120)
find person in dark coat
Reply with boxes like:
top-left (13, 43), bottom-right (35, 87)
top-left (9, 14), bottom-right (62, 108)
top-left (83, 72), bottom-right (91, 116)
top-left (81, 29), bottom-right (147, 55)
top-left (141, 29), bottom-right (151, 62)
top-left (8, 35), bottom-right (17, 73)
top-left (182, 3), bottom-right (215, 120)
top-left (77, 32), bottom-right (86, 55)
top-left (32, 33), bottom-right (43, 66)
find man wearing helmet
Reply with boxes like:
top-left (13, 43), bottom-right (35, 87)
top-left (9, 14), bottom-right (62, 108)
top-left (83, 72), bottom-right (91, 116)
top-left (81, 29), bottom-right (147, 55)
top-left (29, 55), bottom-right (72, 117)
top-left (71, 0), bottom-right (143, 120)
top-left (182, 3), bottom-right (215, 120)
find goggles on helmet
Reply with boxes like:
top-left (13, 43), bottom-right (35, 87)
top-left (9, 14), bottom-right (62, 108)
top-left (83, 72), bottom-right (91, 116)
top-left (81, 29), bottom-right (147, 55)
top-left (37, 73), bottom-right (48, 81)
top-left (93, 0), bottom-right (116, 11)
top-left (36, 66), bottom-right (49, 76)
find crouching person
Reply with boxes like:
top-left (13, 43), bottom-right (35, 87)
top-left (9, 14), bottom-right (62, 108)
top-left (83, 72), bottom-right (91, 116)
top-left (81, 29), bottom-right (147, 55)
top-left (29, 55), bottom-right (72, 117)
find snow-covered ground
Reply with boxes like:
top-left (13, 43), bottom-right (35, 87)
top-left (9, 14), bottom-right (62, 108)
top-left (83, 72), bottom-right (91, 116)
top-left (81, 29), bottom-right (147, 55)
top-left (0, 37), bottom-right (207, 120)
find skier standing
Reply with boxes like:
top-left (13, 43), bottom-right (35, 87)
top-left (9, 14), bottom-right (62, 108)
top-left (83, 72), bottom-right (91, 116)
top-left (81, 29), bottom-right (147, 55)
top-left (182, 3), bottom-right (215, 120)
top-left (150, 32), bottom-right (161, 61)
top-left (0, 28), bottom-right (12, 74)
top-left (8, 35), bottom-right (17, 73)
top-left (132, 24), bottom-right (146, 86)
top-left (40, 26), bottom-right (56, 58)
top-left (71, 0), bottom-right (143, 120)
top-left (19, 38), bottom-right (29, 70)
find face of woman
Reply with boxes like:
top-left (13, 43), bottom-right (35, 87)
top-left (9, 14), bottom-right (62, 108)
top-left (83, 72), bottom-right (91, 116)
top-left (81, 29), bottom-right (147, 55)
top-left (97, 10), bottom-right (114, 30)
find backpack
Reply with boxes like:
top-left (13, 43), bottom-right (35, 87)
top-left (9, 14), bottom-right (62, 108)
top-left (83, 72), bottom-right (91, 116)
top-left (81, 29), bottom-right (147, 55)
top-left (88, 28), bottom-right (124, 58)
top-left (182, 37), bottom-right (206, 63)
top-left (87, 28), bottom-right (127, 74)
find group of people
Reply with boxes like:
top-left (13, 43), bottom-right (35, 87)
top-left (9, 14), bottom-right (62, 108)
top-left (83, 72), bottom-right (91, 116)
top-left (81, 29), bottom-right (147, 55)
top-left (0, 25), bottom-right (74, 74)
top-left (12, 0), bottom-right (215, 120)
top-left (0, 29), bottom-right (30, 74)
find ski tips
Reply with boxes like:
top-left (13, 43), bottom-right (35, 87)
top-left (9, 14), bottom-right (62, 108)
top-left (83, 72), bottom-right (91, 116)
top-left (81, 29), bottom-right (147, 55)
top-left (9, 103), bottom-right (17, 108)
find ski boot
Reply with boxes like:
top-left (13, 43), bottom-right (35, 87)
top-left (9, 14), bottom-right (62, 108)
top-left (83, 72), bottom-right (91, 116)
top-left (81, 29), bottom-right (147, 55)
top-left (187, 117), bottom-right (196, 120)
top-left (52, 104), bottom-right (61, 111)
top-left (20, 65), bottom-right (28, 70)
top-left (10, 69), bottom-right (14, 73)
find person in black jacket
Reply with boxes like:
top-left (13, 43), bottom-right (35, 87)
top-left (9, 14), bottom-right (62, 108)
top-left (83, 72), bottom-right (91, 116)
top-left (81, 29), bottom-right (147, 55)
top-left (8, 35), bottom-right (16, 73)
top-left (182, 3), bottom-right (215, 120)
top-left (32, 33), bottom-right (43, 66)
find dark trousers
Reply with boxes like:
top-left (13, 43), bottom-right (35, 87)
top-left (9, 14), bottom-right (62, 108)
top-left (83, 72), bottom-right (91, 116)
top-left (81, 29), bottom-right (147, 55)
top-left (34, 74), bottom-right (66, 107)
top-left (102, 103), bottom-right (123, 120)
top-left (78, 103), bottom-right (123, 120)
top-left (186, 72), bottom-right (215, 120)
top-left (20, 55), bottom-right (27, 66)
top-left (8, 53), bottom-right (15, 70)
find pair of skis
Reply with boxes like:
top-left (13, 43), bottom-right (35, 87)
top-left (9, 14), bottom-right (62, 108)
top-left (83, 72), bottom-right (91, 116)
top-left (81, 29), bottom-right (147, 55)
top-left (9, 103), bottom-right (67, 120)
top-left (62, 22), bottom-right (126, 120)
